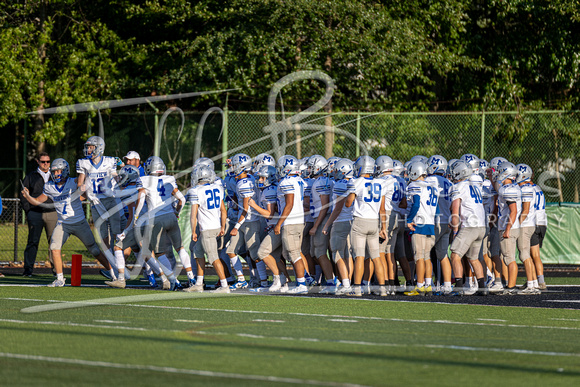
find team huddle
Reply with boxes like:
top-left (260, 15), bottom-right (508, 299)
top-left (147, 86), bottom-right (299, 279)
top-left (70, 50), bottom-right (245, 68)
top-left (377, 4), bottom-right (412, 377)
top-left (21, 135), bottom-right (548, 296)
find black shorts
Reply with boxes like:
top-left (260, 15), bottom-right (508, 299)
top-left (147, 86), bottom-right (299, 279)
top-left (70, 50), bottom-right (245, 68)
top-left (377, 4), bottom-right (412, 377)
top-left (530, 225), bottom-right (547, 248)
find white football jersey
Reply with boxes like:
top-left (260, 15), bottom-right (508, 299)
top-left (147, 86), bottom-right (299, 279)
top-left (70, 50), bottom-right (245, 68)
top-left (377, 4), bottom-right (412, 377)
top-left (235, 175), bottom-right (259, 222)
top-left (426, 174), bottom-right (452, 224)
top-left (190, 182), bottom-right (224, 231)
top-left (407, 180), bottom-right (439, 232)
top-left (139, 175), bottom-right (178, 217)
top-left (311, 175), bottom-right (332, 219)
top-left (469, 174), bottom-right (484, 189)
top-left (277, 175), bottom-right (305, 226)
top-left (449, 180), bottom-right (486, 228)
top-left (43, 178), bottom-right (85, 224)
top-left (533, 184), bottom-right (547, 226)
top-left (393, 175), bottom-right (408, 216)
top-left (76, 156), bottom-right (118, 200)
top-left (348, 177), bottom-right (384, 219)
top-left (380, 175), bottom-right (401, 213)
top-left (332, 178), bottom-right (354, 222)
top-left (302, 177), bottom-right (314, 222)
top-left (497, 183), bottom-right (522, 231)
top-left (519, 183), bottom-right (536, 228)
top-left (260, 184), bottom-right (279, 226)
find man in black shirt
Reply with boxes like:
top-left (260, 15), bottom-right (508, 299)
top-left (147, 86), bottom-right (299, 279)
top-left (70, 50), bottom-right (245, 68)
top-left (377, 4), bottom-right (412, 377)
top-left (19, 152), bottom-right (58, 276)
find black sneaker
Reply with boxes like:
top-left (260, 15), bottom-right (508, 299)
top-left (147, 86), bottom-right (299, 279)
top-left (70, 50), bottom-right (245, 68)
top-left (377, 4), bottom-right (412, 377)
top-left (22, 271), bottom-right (33, 278)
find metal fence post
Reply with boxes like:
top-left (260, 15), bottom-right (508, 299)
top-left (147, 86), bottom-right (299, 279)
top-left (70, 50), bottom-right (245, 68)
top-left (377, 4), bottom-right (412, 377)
top-left (13, 200), bottom-right (18, 263)
top-left (480, 111), bottom-right (486, 159)
top-left (221, 106), bottom-right (229, 175)
top-left (356, 112), bottom-right (361, 158)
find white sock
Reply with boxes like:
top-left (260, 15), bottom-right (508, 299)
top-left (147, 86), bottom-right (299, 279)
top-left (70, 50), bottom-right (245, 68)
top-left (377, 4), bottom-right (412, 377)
top-left (143, 261), bottom-right (153, 276)
top-left (533, 279), bottom-right (538, 288)
top-left (342, 279), bottom-right (351, 288)
top-left (109, 268), bottom-right (117, 281)
top-left (528, 280), bottom-right (534, 289)
top-left (179, 249), bottom-right (191, 270)
top-left (417, 282), bottom-right (425, 288)
top-left (220, 279), bottom-right (228, 287)
top-left (57, 273), bottom-right (64, 281)
top-left (444, 281), bottom-right (452, 289)
top-left (297, 277), bottom-right (305, 285)
top-left (114, 250), bottom-right (125, 273)
top-left (425, 278), bottom-right (432, 286)
top-left (197, 275), bottom-right (204, 284)
top-left (273, 275), bottom-right (280, 284)
top-left (186, 270), bottom-right (195, 281)
top-left (256, 260), bottom-right (268, 281)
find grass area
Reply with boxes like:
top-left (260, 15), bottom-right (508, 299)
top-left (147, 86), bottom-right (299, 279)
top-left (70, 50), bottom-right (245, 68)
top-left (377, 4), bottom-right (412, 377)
top-left (1, 279), bottom-right (579, 386)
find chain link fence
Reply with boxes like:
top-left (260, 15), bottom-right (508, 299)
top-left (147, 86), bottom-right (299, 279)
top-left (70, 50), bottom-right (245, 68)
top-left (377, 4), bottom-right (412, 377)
top-left (2, 110), bottom-right (579, 263)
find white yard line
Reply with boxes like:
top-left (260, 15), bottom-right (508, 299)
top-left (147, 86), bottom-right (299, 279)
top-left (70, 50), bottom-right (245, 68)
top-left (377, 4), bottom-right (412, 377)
top-left (4, 297), bottom-right (580, 331)
top-left (0, 352), bottom-right (367, 387)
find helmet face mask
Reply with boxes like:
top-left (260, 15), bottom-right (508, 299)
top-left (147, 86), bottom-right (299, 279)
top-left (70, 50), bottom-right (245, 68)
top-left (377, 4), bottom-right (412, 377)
top-left (427, 155), bottom-right (447, 176)
top-left (450, 160), bottom-right (472, 183)
top-left (231, 153), bottom-right (252, 177)
top-left (392, 160), bottom-right (404, 177)
top-left (515, 164), bottom-right (532, 184)
top-left (334, 159), bottom-right (354, 180)
top-left (83, 136), bottom-right (105, 160)
top-left (306, 155), bottom-right (328, 177)
top-left (497, 162), bottom-right (517, 185)
top-left (50, 158), bottom-right (70, 184)
top-left (277, 155), bottom-right (300, 178)
top-left (256, 165), bottom-right (278, 188)
top-left (117, 165), bottom-right (140, 188)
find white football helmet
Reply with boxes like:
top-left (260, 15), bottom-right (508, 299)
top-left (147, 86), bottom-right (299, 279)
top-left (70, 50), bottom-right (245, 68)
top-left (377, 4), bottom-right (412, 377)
top-left (460, 153), bottom-right (480, 175)
top-left (392, 160), bottom-right (404, 177)
top-left (194, 157), bottom-right (215, 170)
top-left (196, 165), bottom-right (216, 184)
top-left (410, 155), bottom-right (428, 165)
top-left (427, 155), bottom-right (447, 175)
top-left (407, 161), bottom-right (427, 181)
top-left (83, 136), bottom-right (105, 160)
top-left (327, 156), bottom-right (341, 178)
top-left (516, 164), bottom-right (533, 183)
top-left (478, 159), bottom-right (489, 179)
top-left (353, 155), bottom-right (375, 177)
top-left (117, 165), bottom-right (140, 188)
top-left (252, 153), bottom-right (276, 173)
top-left (450, 160), bottom-right (472, 182)
top-left (50, 158), bottom-right (70, 184)
top-left (490, 157), bottom-right (508, 179)
top-left (497, 162), bottom-right (518, 184)
top-left (334, 158), bottom-right (354, 180)
top-left (230, 153), bottom-right (252, 177)
top-left (277, 155), bottom-right (300, 177)
top-left (256, 165), bottom-right (278, 188)
top-left (307, 154), bottom-right (328, 177)
top-left (375, 156), bottom-right (394, 176)
top-left (144, 156), bottom-right (166, 175)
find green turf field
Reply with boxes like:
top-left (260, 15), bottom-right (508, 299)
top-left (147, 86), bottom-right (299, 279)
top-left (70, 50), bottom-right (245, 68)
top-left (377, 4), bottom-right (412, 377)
top-left (1, 276), bottom-right (579, 386)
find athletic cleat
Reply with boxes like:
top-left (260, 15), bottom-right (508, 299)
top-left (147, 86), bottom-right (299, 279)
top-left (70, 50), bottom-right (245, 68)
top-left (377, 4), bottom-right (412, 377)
top-left (500, 287), bottom-right (518, 296)
top-left (99, 269), bottom-right (113, 280)
top-left (538, 282), bottom-right (547, 291)
top-left (485, 275), bottom-right (494, 288)
top-left (249, 286), bottom-right (270, 293)
top-left (229, 280), bottom-right (249, 290)
top-left (47, 278), bottom-right (65, 287)
top-left (489, 282), bottom-right (504, 293)
top-left (161, 278), bottom-right (171, 290)
top-left (184, 283), bottom-right (204, 292)
top-left (248, 278), bottom-right (261, 289)
top-left (213, 285), bottom-right (231, 293)
top-left (463, 286), bottom-right (477, 296)
top-left (336, 285), bottom-right (353, 295)
top-left (363, 284), bottom-right (372, 295)
top-left (279, 283), bottom-right (289, 293)
top-left (319, 286), bottom-right (336, 294)
top-left (352, 286), bottom-right (362, 297)
top-left (404, 286), bottom-right (422, 296)
top-left (422, 285), bottom-right (433, 296)
top-left (105, 279), bottom-right (126, 289)
top-left (188, 278), bottom-right (196, 288)
top-left (305, 274), bottom-right (316, 287)
top-left (519, 286), bottom-right (539, 295)
top-left (268, 280), bottom-right (282, 292)
top-left (146, 273), bottom-right (157, 288)
top-left (287, 284), bottom-right (308, 294)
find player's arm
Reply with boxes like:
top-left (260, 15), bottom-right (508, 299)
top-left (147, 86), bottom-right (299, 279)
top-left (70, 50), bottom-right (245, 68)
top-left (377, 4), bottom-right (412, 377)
top-left (520, 199), bottom-right (530, 224)
top-left (248, 198), bottom-right (275, 219)
top-left (172, 187), bottom-right (186, 214)
top-left (219, 200), bottom-right (227, 236)
top-left (407, 194), bottom-right (421, 232)
top-left (379, 195), bottom-right (387, 239)
top-left (345, 192), bottom-right (355, 208)
top-left (274, 193), bottom-right (293, 235)
top-left (504, 201), bottom-right (517, 238)
top-left (190, 203), bottom-right (199, 242)
top-left (450, 198), bottom-right (461, 234)
top-left (20, 188), bottom-right (48, 207)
